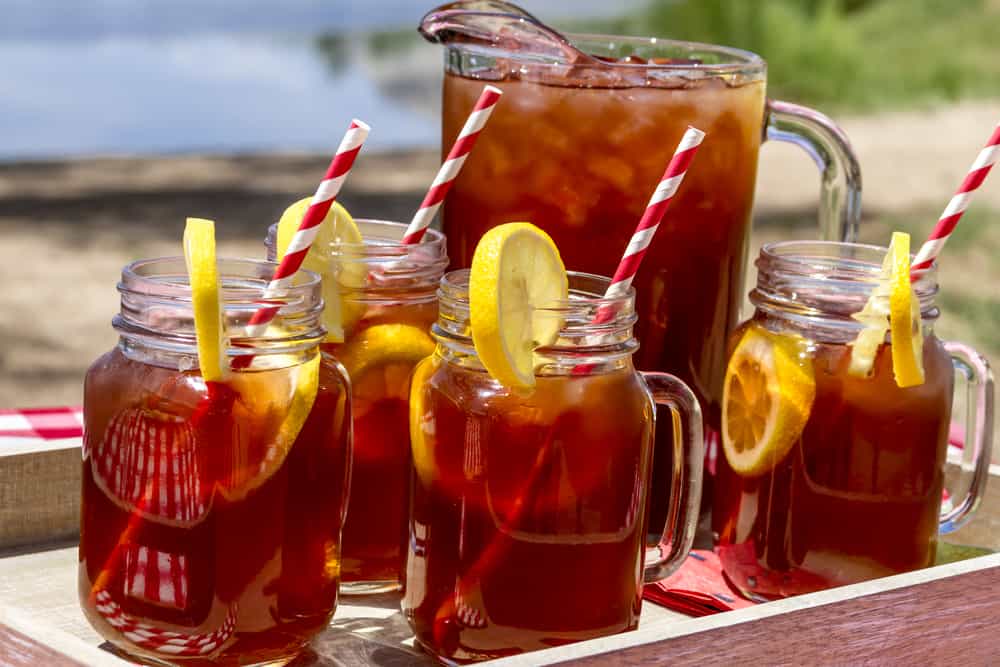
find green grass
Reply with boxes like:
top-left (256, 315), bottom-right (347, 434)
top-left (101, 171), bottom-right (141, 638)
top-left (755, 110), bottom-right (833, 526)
top-left (587, 0), bottom-right (1000, 112)
top-left (866, 206), bottom-right (998, 252)
top-left (938, 291), bottom-right (1000, 353)
top-left (754, 204), bottom-right (1000, 359)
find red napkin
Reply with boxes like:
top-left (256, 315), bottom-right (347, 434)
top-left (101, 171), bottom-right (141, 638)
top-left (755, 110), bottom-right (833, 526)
top-left (643, 550), bottom-right (755, 617)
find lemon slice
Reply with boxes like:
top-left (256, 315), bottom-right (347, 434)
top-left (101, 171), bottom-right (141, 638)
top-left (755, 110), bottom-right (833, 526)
top-left (849, 232), bottom-right (924, 387)
top-left (721, 324), bottom-right (815, 477)
top-left (409, 355), bottom-right (439, 487)
top-left (337, 322), bottom-right (436, 418)
top-left (275, 197), bottom-right (365, 342)
top-left (222, 352), bottom-right (321, 500)
top-left (336, 323), bottom-right (436, 381)
top-left (469, 222), bottom-right (568, 392)
top-left (887, 233), bottom-right (925, 387)
top-left (183, 217), bottom-right (227, 382)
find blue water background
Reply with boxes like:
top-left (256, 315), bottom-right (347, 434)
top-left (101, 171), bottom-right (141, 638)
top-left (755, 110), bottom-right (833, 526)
top-left (0, 0), bottom-right (644, 159)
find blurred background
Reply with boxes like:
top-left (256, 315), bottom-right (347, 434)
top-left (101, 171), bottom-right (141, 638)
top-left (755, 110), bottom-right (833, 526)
top-left (1, 0), bottom-right (998, 430)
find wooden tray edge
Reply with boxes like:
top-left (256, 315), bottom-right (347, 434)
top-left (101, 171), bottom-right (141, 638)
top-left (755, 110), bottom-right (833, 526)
top-left (486, 552), bottom-right (1000, 665)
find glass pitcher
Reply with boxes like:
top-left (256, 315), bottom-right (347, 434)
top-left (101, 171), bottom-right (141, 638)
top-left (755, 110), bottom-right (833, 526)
top-left (420, 1), bottom-right (862, 524)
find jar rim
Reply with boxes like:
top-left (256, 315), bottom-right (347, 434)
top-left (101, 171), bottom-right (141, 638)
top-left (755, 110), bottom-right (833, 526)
top-left (265, 218), bottom-right (447, 260)
top-left (440, 268), bottom-right (635, 318)
top-left (121, 256), bottom-right (322, 301)
top-left (434, 269), bottom-right (639, 370)
top-left (752, 240), bottom-right (941, 336)
top-left (567, 33), bottom-right (765, 74)
top-left (441, 29), bottom-right (765, 77)
top-left (116, 256), bottom-right (326, 358)
top-left (758, 240), bottom-right (938, 296)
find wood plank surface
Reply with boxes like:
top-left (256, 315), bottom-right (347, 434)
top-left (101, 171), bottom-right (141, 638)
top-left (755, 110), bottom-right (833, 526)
top-left (0, 624), bottom-right (86, 667)
top-left (568, 564), bottom-right (1000, 665)
top-left (0, 600), bottom-right (132, 667)
top-left (0, 545), bottom-right (689, 665)
top-left (489, 553), bottom-right (1000, 666)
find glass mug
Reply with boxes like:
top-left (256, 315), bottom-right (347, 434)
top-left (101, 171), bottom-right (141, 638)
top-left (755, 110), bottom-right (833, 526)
top-left (403, 270), bottom-right (704, 662)
top-left (268, 219), bottom-right (448, 593)
top-left (421, 1), bottom-right (862, 526)
top-left (713, 241), bottom-right (994, 600)
top-left (79, 257), bottom-right (352, 664)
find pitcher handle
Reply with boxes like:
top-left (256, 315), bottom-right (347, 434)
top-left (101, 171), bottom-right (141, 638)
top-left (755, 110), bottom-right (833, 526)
top-left (640, 371), bottom-right (704, 582)
top-left (940, 341), bottom-right (995, 533)
top-left (765, 99), bottom-right (863, 242)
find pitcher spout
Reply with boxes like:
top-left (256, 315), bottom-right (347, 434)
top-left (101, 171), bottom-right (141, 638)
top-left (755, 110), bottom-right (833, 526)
top-left (418, 0), bottom-right (591, 64)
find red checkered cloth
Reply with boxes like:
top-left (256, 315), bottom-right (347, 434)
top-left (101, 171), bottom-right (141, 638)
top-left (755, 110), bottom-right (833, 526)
top-left (643, 549), bottom-right (756, 617)
top-left (0, 406), bottom-right (84, 444)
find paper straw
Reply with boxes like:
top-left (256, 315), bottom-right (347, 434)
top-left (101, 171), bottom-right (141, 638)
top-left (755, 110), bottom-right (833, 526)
top-left (912, 121), bottom-right (1000, 276)
top-left (243, 119), bottom-right (370, 339)
top-left (595, 126), bottom-right (706, 322)
top-left (401, 85), bottom-right (503, 245)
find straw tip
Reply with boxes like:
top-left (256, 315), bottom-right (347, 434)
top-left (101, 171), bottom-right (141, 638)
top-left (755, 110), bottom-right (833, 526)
top-left (350, 118), bottom-right (372, 133)
top-left (686, 126), bottom-right (706, 141)
top-left (484, 84), bottom-right (504, 96)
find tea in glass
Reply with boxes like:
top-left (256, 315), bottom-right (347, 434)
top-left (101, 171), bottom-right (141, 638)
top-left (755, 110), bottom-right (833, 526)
top-left (80, 258), bottom-right (351, 664)
top-left (269, 218), bottom-right (447, 592)
top-left (713, 242), bottom-right (993, 599)
top-left (423, 4), bottom-right (862, 524)
top-left (403, 271), bottom-right (703, 662)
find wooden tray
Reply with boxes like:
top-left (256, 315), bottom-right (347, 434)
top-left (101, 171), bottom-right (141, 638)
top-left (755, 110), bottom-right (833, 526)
top-left (1, 443), bottom-right (997, 666)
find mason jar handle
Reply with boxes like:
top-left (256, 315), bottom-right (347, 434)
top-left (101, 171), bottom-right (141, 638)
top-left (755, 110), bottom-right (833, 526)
top-left (940, 341), bottom-right (995, 533)
top-left (765, 99), bottom-right (863, 242)
top-left (640, 371), bottom-right (704, 582)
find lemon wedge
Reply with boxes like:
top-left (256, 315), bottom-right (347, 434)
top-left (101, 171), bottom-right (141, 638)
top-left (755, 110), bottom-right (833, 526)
top-left (222, 353), bottom-right (321, 500)
top-left (183, 217), bottom-right (228, 382)
top-left (721, 324), bottom-right (815, 477)
top-left (888, 233), bottom-right (925, 387)
top-left (336, 323), bottom-right (436, 381)
top-left (337, 322), bottom-right (437, 416)
top-left (849, 232), bottom-right (924, 387)
top-left (409, 355), bottom-right (439, 487)
top-left (275, 197), bottom-right (365, 342)
top-left (469, 222), bottom-right (568, 392)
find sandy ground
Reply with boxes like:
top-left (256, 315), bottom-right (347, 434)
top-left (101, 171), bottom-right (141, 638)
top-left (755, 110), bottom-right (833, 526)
top-left (1, 100), bottom-right (998, 412)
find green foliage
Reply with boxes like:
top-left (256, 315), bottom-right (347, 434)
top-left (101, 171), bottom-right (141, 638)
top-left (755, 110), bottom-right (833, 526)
top-left (610, 0), bottom-right (1000, 111)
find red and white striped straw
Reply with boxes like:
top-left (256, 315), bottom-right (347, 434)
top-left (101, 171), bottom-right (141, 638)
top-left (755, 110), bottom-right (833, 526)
top-left (400, 85), bottom-right (503, 245)
top-left (596, 126), bottom-right (705, 321)
top-left (245, 119), bottom-right (370, 338)
top-left (912, 121), bottom-right (1000, 276)
top-left (572, 127), bottom-right (704, 376)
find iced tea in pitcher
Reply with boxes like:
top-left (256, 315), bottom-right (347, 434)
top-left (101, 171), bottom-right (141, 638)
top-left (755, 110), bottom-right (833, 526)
top-left (404, 253), bottom-right (703, 662)
top-left (713, 240), bottom-right (993, 599)
top-left (80, 255), bottom-right (351, 664)
top-left (269, 210), bottom-right (447, 592)
top-left (422, 2), bottom-right (861, 524)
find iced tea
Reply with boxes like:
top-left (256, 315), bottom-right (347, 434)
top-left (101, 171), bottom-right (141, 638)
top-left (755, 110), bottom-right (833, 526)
top-left (714, 323), bottom-right (952, 597)
top-left (713, 242), bottom-right (993, 599)
top-left (442, 70), bottom-right (763, 444)
top-left (403, 270), bottom-right (703, 662)
top-left (268, 219), bottom-right (447, 591)
top-left (327, 303), bottom-right (438, 587)
top-left (426, 16), bottom-right (862, 526)
top-left (79, 258), bottom-right (351, 664)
